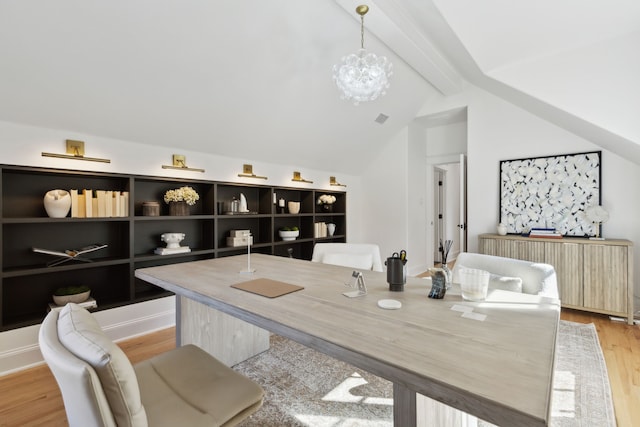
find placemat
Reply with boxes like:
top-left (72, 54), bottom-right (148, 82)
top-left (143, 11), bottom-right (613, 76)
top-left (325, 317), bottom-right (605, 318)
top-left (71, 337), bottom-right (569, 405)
top-left (231, 278), bottom-right (304, 298)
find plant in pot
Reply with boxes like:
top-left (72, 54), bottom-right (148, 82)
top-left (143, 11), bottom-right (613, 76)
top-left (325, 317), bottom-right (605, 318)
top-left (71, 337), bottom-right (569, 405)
top-left (279, 226), bottom-right (300, 241)
top-left (317, 194), bottom-right (336, 212)
top-left (164, 186), bottom-right (199, 216)
top-left (52, 285), bottom-right (91, 305)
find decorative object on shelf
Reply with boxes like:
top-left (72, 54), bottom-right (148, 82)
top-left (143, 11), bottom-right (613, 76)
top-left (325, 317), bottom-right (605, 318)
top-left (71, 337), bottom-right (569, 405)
top-left (385, 250), bottom-right (406, 292)
top-left (288, 201), bottom-right (300, 214)
top-left (155, 232), bottom-right (191, 255)
top-left (332, 5), bottom-right (392, 105)
top-left (161, 154), bottom-right (205, 173)
top-left (52, 285), bottom-right (91, 305)
top-left (291, 171), bottom-right (313, 184)
top-left (428, 269), bottom-right (447, 299)
top-left (142, 201), bottom-right (160, 216)
top-left (230, 196), bottom-right (240, 213)
top-left (279, 227), bottom-right (299, 241)
top-left (164, 186), bottom-right (199, 215)
top-left (42, 140), bottom-right (111, 163)
top-left (33, 243), bottom-right (108, 267)
top-left (326, 223), bottom-right (336, 236)
top-left (499, 151), bottom-right (601, 237)
top-left (497, 223), bottom-right (507, 236)
top-left (168, 201), bottom-right (189, 216)
top-left (239, 193), bottom-right (249, 213)
top-left (227, 230), bottom-right (253, 247)
top-left (225, 194), bottom-right (256, 215)
top-left (585, 205), bottom-right (609, 240)
top-left (317, 194), bottom-right (336, 212)
top-left (238, 164), bottom-right (267, 180)
top-left (43, 189), bottom-right (72, 218)
top-left (329, 176), bottom-right (347, 187)
top-left (439, 239), bottom-right (453, 285)
top-left (278, 197), bottom-right (285, 214)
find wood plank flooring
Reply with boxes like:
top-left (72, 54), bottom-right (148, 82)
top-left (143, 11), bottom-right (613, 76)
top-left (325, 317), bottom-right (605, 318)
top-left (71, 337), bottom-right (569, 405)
top-left (0, 311), bottom-right (637, 427)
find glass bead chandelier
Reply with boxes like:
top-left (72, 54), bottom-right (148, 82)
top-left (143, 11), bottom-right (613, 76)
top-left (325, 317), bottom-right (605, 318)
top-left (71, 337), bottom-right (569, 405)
top-left (332, 5), bottom-right (393, 105)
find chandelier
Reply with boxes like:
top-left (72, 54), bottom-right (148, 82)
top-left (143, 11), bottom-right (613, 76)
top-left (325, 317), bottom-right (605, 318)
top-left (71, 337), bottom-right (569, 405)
top-left (332, 5), bottom-right (392, 105)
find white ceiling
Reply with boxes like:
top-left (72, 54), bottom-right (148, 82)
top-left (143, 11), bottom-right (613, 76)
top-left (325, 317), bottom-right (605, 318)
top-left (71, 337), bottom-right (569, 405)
top-left (0, 1), bottom-right (638, 172)
top-left (433, 0), bottom-right (640, 73)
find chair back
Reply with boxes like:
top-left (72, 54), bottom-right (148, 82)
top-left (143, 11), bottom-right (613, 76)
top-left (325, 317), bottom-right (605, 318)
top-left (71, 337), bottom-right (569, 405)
top-left (311, 243), bottom-right (383, 272)
top-left (452, 252), bottom-right (559, 299)
top-left (39, 309), bottom-right (117, 427)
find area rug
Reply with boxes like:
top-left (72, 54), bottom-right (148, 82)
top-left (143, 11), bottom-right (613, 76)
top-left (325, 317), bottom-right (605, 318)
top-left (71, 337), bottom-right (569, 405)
top-left (234, 320), bottom-right (615, 426)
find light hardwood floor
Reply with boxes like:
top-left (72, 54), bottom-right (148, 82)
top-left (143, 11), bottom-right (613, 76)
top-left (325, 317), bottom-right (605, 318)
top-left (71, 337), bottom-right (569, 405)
top-left (0, 311), bottom-right (637, 427)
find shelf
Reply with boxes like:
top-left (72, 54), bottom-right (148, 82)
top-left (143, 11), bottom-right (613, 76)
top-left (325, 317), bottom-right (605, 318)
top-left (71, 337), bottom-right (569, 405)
top-left (2, 217), bottom-right (131, 224)
top-left (134, 249), bottom-right (215, 262)
top-left (217, 213), bottom-right (272, 219)
top-left (273, 238), bottom-right (314, 246)
top-left (2, 258), bottom-right (131, 278)
top-left (134, 215), bottom-right (215, 221)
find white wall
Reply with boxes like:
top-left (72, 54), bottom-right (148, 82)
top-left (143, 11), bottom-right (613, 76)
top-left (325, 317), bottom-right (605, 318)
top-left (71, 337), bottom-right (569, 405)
top-left (408, 124), bottom-right (429, 275)
top-left (417, 85), bottom-right (640, 311)
top-left (360, 129), bottom-right (411, 269)
top-left (0, 119), bottom-right (364, 374)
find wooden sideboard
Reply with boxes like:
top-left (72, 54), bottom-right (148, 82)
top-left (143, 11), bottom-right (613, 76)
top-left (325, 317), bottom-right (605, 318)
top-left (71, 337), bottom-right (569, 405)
top-left (479, 234), bottom-right (634, 324)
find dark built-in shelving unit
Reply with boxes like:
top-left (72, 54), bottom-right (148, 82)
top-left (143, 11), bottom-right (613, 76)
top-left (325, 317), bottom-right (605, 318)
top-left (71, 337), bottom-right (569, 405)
top-left (0, 165), bottom-right (346, 331)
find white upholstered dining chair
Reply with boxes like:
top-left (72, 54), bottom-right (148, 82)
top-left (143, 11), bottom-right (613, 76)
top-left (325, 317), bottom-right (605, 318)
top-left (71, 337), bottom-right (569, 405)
top-left (311, 243), bottom-right (384, 272)
top-left (39, 303), bottom-right (264, 427)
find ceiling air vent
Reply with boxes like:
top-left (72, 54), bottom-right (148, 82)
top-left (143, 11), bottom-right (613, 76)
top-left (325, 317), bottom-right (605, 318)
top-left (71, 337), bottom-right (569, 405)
top-left (374, 113), bottom-right (389, 124)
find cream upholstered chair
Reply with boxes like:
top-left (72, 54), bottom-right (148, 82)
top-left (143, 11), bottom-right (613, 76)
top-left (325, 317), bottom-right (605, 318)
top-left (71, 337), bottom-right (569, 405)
top-left (311, 243), bottom-right (383, 272)
top-left (451, 252), bottom-right (559, 299)
top-left (39, 303), bottom-right (263, 427)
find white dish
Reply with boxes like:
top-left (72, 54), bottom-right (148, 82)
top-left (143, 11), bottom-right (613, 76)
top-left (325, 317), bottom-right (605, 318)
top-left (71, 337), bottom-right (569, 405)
top-left (377, 299), bottom-right (402, 310)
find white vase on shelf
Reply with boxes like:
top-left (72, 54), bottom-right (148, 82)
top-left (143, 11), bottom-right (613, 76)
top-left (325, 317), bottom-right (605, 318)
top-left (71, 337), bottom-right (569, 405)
top-left (43, 190), bottom-right (71, 218)
top-left (326, 223), bottom-right (336, 236)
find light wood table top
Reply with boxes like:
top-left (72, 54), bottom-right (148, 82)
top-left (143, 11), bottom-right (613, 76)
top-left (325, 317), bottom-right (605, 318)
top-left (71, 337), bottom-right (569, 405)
top-left (135, 254), bottom-right (560, 426)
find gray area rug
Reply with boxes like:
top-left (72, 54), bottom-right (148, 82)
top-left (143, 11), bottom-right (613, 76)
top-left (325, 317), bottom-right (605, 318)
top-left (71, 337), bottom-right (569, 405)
top-left (235, 320), bottom-right (615, 426)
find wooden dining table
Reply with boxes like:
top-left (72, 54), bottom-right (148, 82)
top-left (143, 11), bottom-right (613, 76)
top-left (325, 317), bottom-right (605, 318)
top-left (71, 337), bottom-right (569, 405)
top-left (135, 253), bottom-right (560, 426)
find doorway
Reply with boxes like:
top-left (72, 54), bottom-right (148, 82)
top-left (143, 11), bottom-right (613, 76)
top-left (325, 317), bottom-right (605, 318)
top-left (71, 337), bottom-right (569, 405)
top-left (431, 157), bottom-right (466, 266)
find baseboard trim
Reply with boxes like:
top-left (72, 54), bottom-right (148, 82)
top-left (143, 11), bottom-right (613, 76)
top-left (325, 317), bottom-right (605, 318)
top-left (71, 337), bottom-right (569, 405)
top-left (0, 297), bottom-right (176, 376)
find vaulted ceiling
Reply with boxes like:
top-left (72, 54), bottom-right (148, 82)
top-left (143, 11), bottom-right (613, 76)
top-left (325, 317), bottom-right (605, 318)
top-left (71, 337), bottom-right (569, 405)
top-left (1, 1), bottom-right (638, 172)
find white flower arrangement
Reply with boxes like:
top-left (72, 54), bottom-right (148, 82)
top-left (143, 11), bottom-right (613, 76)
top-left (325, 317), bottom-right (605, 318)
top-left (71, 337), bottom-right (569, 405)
top-left (164, 186), bottom-right (200, 206)
top-left (317, 194), bottom-right (336, 205)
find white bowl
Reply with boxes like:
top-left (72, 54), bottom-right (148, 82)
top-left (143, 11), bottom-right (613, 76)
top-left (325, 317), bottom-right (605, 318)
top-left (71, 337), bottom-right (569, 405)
top-left (53, 290), bottom-right (91, 306)
top-left (279, 230), bottom-right (299, 241)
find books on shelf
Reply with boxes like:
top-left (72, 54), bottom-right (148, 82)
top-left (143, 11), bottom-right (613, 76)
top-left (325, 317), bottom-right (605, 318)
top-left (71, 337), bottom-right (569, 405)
top-left (314, 222), bottom-right (328, 238)
top-left (154, 246), bottom-right (192, 255)
top-left (48, 297), bottom-right (97, 312)
top-left (70, 189), bottom-right (129, 218)
top-left (527, 228), bottom-right (563, 239)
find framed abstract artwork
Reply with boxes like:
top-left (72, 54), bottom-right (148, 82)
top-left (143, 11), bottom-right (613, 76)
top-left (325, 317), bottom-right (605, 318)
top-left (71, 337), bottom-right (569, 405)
top-left (499, 151), bottom-right (601, 237)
